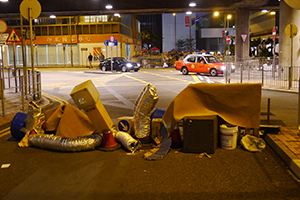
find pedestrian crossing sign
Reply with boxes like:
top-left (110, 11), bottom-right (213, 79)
top-left (6, 28), bottom-right (21, 42)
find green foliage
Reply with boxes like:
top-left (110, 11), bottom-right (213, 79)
top-left (141, 29), bottom-right (162, 51)
top-left (176, 38), bottom-right (196, 52)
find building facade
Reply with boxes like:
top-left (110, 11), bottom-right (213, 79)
top-left (1, 14), bottom-right (141, 67)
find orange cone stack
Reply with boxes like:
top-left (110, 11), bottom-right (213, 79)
top-left (99, 131), bottom-right (120, 151)
top-left (171, 124), bottom-right (182, 148)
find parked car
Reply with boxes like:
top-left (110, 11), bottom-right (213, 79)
top-left (99, 57), bottom-right (141, 72)
top-left (174, 54), bottom-right (235, 76)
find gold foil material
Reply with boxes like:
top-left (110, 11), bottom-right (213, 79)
top-left (28, 133), bottom-right (102, 152)
top-left (112, 128), bottom-right (141, 153)
top-left (18, 101), bottom-right (45, 147)
top-left (133, 84), bottom-right (159, 139)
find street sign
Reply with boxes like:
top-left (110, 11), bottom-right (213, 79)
top-left (19, 0), bottom-right (42, 20)
top-left (25, 29), bottom-right (36, 40)
top-left (285, 24), bottom-right (298, 38)
top-left (105, 39), bottom-right (118, 46)
top-left (241, 34), bottom-right (248, 43)
top-left (272, 27), bottom-right (276, 40)
top-left (226, 35), bottom-right (231, 44)
top-left (284, 0), bottom-right (300, 9)
top-left (118, 120), bottom-right (130, 132)
top-left (0, 33), bottom-right (8, 45)
top-left (6, 28), bottom-right (21, 42)
top-left (104, 40), bottom-right (110, 46)
top-left (113, 39), bottom-right (118, 46)
top-left (0, 20), bottom-right (7, 33)
top-left (110, 35), bottom-right (114, 42)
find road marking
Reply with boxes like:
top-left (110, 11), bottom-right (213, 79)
top-left (141, 71), bottom-right (193, 83)
top-left (122, 74), bottom-right (150, 84)
top-left (0, 127), bottom-right (10, 138)
top-left (42, 74), bottom-right (121, 87)
top-left (103, 86), bottom-right (134, 108)
top-left (95, 79), bottom-right (106, 86)
top-left (42, 92), bottom-right (68, 105)
top-left (192, 74), bottom-right (202, 83)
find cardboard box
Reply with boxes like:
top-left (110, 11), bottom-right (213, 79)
top-left (70, 79), bottom-right (100, 109)
top-left (83, 99), bottom-right (113, 133)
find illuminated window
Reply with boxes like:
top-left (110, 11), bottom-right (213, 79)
top-left (83, 15), bottom-right (108, 23)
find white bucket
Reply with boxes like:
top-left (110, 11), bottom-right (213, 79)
top-left (220, 124), bottom-right (238, 150)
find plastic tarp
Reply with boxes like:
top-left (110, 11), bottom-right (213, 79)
top-left (45, 104), bottom-right (96, 138)
top-left (163, 83), bottom-right (262, 136)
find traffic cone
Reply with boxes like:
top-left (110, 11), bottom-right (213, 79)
top-left (99, 131), bottom-right (120, 151)
top-left (171, 124), bottom-right (182, 148)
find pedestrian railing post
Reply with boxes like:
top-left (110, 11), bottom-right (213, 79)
top-left (27, 70), bottom-right (31, 94)
top-left (262, 65), bottom-right (264, 87)
top-left (20, 75), bottom-right (24, 111)
top-left (240, 63), bottom-right (243, 83)
top-left (8, 68), bottom-right (11, 88)
top-left (0, 78), bottom-right (5, 117)
top-left (36, 71), bottom-right (41, 100)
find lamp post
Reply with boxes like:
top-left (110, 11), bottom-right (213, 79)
top-left (173, 13), bottom-right (176, 50)
top-left (186, 11), bottom-right (192, 51)
top-left (225, 14), bottom-right (232, 56)
top-left (214, 11), bottom-right (232, 83)
top-left (213, 11), bottom-right (232, 56)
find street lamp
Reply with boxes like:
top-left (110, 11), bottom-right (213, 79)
top-left (105, 4), bottom-right (113, 9)
top-left (189, 2), bottom-right (196, 7)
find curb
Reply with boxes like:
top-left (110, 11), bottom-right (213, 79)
top-left (265, 134), bottom-right (300, 179)
top-left (0, 96), bottom-right (54, 131)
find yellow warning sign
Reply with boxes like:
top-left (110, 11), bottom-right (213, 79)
top-left (6, 28), bottom-right (21, 42)
top-left (93, 47), bottom-right (102, 56)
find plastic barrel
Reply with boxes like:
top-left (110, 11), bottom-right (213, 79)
top-left (150, 108), bottom-right (165, 120)
top-left (10, 112), bottom-right (27, 141)
top-left (220, 125), bottom-right (238, 150)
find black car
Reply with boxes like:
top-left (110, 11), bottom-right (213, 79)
top-left (99, 57), bottom-right (140, 72)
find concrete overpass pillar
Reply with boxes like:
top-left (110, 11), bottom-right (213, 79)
top-left (235, 8), bottom-right (250, 62)
top-left (279, 1), bottom-right (300, 69)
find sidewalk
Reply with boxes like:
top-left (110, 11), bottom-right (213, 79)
top-left (1, 87), bottom-right (300, 180)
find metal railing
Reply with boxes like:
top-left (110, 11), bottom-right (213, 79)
top-left (0, 68), bottom-right (41, 117)
top-left (223, 57), bottom-right (299, 92)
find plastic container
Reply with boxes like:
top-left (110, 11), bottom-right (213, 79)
top-left (220, 124), bottom-right (238, 150)
top-left (150, 108), bottom-right (165, 120)
top-left (10, 112), bottom-right (27, 141)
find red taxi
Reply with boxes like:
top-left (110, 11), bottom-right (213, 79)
top-left (175, 54), bottom-right (235, 76)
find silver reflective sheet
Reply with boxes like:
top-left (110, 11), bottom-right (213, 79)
top-left (134, 85), bottom-right (159, 138)
top-left (28, 133), bottom-right (102, 152)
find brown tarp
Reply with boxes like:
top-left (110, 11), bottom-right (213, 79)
top-left (162, 83), bottom-right (262, 136)
top-left (45, 104), bottom-right (96, 138)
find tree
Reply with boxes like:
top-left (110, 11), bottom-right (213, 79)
top-left (176, 38), bottom-right (196, 52)
top-left (141, 29), bottom-right (162, 51)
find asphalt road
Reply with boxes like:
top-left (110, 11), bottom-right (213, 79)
top-left (1, 68), bottom-right (300, 199)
